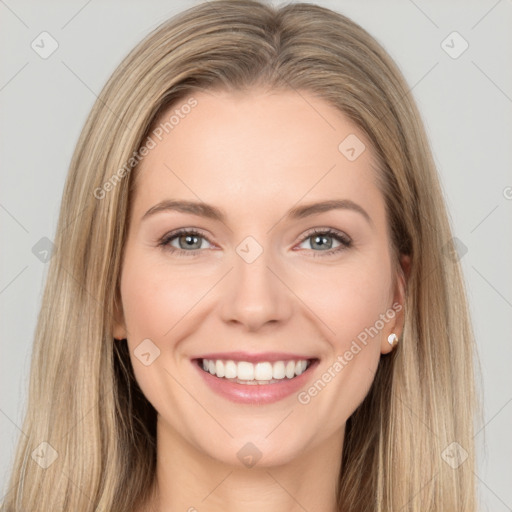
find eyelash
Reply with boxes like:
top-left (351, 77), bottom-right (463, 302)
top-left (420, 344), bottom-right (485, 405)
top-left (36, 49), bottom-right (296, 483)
top-left (157, 227), bottom-right (352, 258)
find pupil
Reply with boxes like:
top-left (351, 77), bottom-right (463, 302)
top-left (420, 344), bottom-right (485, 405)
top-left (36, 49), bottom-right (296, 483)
top-left (181, 234), bottom-right (200, 249)
top-left (313, 235), bottom-right (332, 250)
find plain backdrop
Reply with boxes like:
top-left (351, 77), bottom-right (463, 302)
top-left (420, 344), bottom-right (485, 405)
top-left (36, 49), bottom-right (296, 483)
top-left (1, 0), bottom-right (511, 509)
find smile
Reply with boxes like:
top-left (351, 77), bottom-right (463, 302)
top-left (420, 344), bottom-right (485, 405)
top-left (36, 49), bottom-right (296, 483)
top-left (199, 358), bottom-right (312, 384)
top-left (193, 354), bottom-right (319, 404)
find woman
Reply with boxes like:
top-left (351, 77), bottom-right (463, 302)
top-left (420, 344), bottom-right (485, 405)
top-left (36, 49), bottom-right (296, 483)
top-left (2, 1), bottom-right (480, 510)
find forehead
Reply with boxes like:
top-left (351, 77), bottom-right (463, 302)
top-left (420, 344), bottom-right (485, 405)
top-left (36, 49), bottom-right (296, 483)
top-left (132, 88), bottom-right (383, 222)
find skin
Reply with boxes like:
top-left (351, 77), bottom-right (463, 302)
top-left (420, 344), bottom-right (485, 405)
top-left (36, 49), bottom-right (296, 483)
top-left (114, 88), bottom-right (408, 512)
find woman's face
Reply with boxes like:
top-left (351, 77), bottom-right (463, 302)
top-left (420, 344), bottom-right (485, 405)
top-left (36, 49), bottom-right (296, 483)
top-left (114, 88), bottom-right (406, 467)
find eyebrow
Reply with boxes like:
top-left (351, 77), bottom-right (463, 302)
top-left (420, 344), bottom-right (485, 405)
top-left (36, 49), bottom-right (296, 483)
top-left (142, 198), bottom-right (372, 226)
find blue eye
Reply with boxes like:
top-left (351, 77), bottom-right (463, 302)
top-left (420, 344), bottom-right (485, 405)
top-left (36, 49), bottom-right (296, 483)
top-left (158, 227), bottom-right (352, 257)
top-left (158, 229), bottom-right (212, 257)
top-left (296, 228), bottom-right (352, 257)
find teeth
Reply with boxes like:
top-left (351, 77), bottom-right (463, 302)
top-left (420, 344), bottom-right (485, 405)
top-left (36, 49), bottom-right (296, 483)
top-left (199, 358), bottom-right (311, 382)
top-left (225, 360), bottom-right (237, 379)
top-left (237, 361), bottom-right (254, 380)
top-left (254, 362), bottom-right (273, 380)
top-left (285, 360), bottom-right (295, 379)
top-left (272, 361), bottom-right (285, 379)
top-left (215, 360), bottom-right (225, 378)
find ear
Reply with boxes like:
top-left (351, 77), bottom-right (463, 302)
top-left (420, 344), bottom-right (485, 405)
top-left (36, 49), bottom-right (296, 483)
top-left (381, 253), bottom-right (410, 354)
top-left (113, 290), bottom-right (128, 340)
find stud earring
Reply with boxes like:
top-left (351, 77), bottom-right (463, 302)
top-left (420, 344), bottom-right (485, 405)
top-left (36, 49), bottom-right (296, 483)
top-left (387, 333), bottom-right (398, 347)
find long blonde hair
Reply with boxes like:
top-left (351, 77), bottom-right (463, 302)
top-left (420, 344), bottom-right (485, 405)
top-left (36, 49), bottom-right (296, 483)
top-left (2, 1), bottom-right (481, 510)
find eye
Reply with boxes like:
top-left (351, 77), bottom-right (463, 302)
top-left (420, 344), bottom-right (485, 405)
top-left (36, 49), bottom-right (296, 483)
top-left (295, 228), bottom-right (352, 257)
top-left (158, 229), bottom-right (213, 257)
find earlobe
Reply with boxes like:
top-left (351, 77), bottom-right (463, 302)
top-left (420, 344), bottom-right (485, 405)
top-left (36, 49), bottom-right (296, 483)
top-left (113, 320), bottom-right (127, 341)
top-left (113, 326), bottom-right (127, 341)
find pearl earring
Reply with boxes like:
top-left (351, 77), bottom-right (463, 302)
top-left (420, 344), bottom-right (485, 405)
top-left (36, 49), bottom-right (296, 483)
top-left (387, 333), bottom-right (398, 347)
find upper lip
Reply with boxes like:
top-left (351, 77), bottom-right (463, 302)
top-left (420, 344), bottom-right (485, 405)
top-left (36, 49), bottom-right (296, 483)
top-left (193, 351), bottom-right (318, 363)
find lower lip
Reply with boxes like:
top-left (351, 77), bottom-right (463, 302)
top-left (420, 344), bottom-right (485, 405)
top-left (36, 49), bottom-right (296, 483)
top-left (193, 359), bottom-right (319, 405)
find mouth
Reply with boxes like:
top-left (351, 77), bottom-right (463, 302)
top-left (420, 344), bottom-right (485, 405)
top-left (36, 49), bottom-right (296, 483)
top-left (195, 357), bottom-right (316, 385)
top-left (192, 354), bottom-right (319, 404)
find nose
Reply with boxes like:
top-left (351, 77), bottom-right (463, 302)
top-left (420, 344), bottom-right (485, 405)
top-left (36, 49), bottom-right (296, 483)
top-left (219, 245), bottom-right (294, 332)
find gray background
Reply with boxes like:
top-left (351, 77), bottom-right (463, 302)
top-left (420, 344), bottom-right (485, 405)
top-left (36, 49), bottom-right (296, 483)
top-left (1, 0), bottom-right (511, 509)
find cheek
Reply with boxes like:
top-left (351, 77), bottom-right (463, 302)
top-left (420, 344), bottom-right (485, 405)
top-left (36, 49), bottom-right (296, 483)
top-left (120, 252), bottom-right (206, 341)
top-left (118, 254), bottom-right (200, 410)
top-left (296, 263), bottom-right (392, 423)
top-left (293, 257), bottom-right (393, 347)
top-left (340, 273), bottom-right (391, 342)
